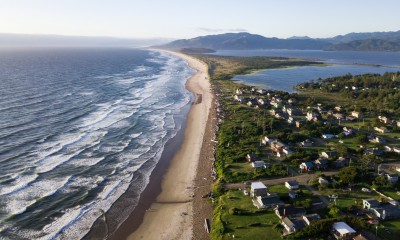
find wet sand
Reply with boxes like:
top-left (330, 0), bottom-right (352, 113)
top-left (121, 51), bottom-right (214, 240)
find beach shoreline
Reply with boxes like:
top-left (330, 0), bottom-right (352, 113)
top-left (109, 50), bottom-right (214, 240)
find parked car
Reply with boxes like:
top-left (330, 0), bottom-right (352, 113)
top-left (362, 188), bottom-right (371, 193)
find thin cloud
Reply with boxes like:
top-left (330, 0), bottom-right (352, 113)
top-left (197, 27), bottom-right (248, 33)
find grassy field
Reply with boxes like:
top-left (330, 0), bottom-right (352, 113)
top-left (218, 190), bottom-right (282, 240)
top-left (318, 188), bottom-right (379, 208)
top-left (377, 219), bottom-right (400, 240)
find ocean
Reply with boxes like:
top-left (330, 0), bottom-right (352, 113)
top-left (0, 48), bottom-right (194, 239)
top-left (213, 50), bottom-right (400, 92)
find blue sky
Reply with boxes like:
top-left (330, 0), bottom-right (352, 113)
top-left (1, 0), bottom-right (399, 39)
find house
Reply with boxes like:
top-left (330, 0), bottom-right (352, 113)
top-left (322, 134), bottom-right (336, 139)
top-left (334, 157), bottom-right (349, 168)
top-left (253, 193), bottom-right (284, 209)
top-left (261, 136), bottom-right (276, 145)
top-left (256, 88), bottom-right (267, 94)
top-left (275, 205), bottom-right (306, 219)
top-left (287, 116), bottom-right (295, 124)
top-left (303, 213), bottom-right (321, 226)
top-left (270, 140), bottom-right (287, 152)
top-left (378, 116), bottom-right (390, 124)
top-left (332, 222), bottom-right (356, 240)
top-left (281, 217), bottom-right (306, 234)
top-left (288, 98), bottom-right (297, 104)
top-left (282, 148), bottom-right (293, 157)
top-left (386, 173), bottom-right (399, 183)
top-left (397, 120), bottom-right (400, 128)
top-left (374, 126), bottom-right (389, 134)
top-left (288, 190), bottom-right (298, 199)
top-left (306, 112), bottom-right (318, 121)
top-left (235, 88), bottom-right (243, 95)
top-left (353, 234), bottom-right (371, 240)
top-left (319, 177), bottom-right (329, 185)
top-left (335, 106), bottom-right (343, 112)
top-left (295, 120), bottom-right (302, 128)
top-left (369, 136), bottom-right (386, 144)
top-left (250, 182), bottom-right (267, 197)
top-left (285, 180), bottom-right (299, 190)
top-left (299, 162), bottom-right (313, 171)
top-left (393, 146), bottom-right (400, 154)
top-left (300, 139), bottom-right (314, 147)
top-left (365, 148), bottom-right (383, 156)
top-left (351, 111), bottom-right (363, 119)
top-left (314, 158), bottom-right (329, 170)
top-left (370, 204), bottom-right (400, 220)
top-left (251, 161), bottom-right (266, 168)
top-left (363, 199), bottom-right (380, 210)
top-left (246, 153), bottom-right (259, 162)
top-left (333, 113), bottom-right (345, 120)
top-left (257, 98), bottom-right (269, 106)
top-left (321, 151), bottom-right (338, 159)
top-left (287, 108), bottom-right (300, 116)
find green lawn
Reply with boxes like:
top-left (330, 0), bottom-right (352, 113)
top-left (379, 188), bottom-right (400, 201)
top-left (319, 188), bottom-right (379, 208)
top-left (377, 219), bottom-right (400, 240)
top-left (219, 190), bottom-right (282, 240)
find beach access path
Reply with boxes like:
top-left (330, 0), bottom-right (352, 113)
top-left (127, 51), bottom-right (213, 240)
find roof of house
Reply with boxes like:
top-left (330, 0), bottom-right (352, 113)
top-left (252, 161), bottom-right (266, 168)
top-left (286, 180), bottom-right (299, 186)
top-left (303, 213), bottom-right (321, 222)
top-left (315, 158), bottom-right (328, 164)
top-left (386, 173), bottom-right (398, 178)
top-left (276, 206), bottom-right (306, 217)
top-left (259, 195), bottom-right (284, 206)
top-left (302, 162), bottom-right (313, 167)
top-left (289, 190), bottom-right (298, 196)
top-left (363, 199), bottom-right (380, 206)
top-left (332, 222), bottom-right (356, 235)
top-left (251, 182), bottom-right (267, 190)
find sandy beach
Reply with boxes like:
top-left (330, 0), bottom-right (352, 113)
top-left (124, 51), bottom-right (213, 240)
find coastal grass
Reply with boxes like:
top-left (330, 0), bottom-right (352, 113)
top-left (378, 219), bottom-right (400, 240)
top-left (214, 190), bottom-right (282, 240)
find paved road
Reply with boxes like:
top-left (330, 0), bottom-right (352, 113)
top-left (224, 170), bottom-right (338, 189)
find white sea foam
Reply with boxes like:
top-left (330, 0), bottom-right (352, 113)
top-left (0, 174), bottom-right (38, 196)
top-left (1, 177), bottom-right (71, 217)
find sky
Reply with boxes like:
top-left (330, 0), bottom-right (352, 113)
top-left (1, 0), bottom-right (399, 39)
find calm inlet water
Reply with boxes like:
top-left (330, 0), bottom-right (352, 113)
top-left (214, 50), bottom-right (400, 92)
top-left (0, 48), bottom-right (193, 239)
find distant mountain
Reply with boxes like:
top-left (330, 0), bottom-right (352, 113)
top-left (160, 32), bottom-right (329, 50)
top-left (328, 30), bottom-right (400, 43)
top-left (0, 33), bottom-right (172, 47)
top-left (325, 38), bottom-right (400, 52)
top-left (160, 31), bottom-right (400, 52)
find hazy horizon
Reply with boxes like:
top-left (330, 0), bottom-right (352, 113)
top-left (1, 0), bottom-right (400, 40)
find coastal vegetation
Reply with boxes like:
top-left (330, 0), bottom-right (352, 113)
top-left (190, 51), bottom-right (400, 239)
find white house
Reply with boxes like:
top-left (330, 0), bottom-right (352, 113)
top-left (250, 182), bottom-right (267, 197)
top-left (322, 134), bottom-right (335, 139)
top-left (285, 180), bottom-right (299, 190)
top-left (303, 214), bottom-right (321, 226)
top-left (332, 222), bottom-right (356, 240)
top-left (300, 139), bottom-right (314, 147)
top-left (251, 161), bottom-right (266, 168)
top-left (386, 173), bottom-right (399, 183)
top-left (351, 111), bottom-right (363, 119)
top-left (375, 126), bottom-right (389, 134)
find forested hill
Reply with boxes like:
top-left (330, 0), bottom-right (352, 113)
top-left (160, 32), bottom-right (329, 50)
top-left (159, 31), bottom-right (400, 52)
top-left (325, 38), bottom-right (400, 52)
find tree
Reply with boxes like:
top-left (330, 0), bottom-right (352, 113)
top-left (360, 155), bottom-right (383, 171)
top-left (337, 166), bottom-right (358, 184)
top-left (372, 175), bottom-right (388, 190)
top-left (328, 206), bottom-right (341, 218)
